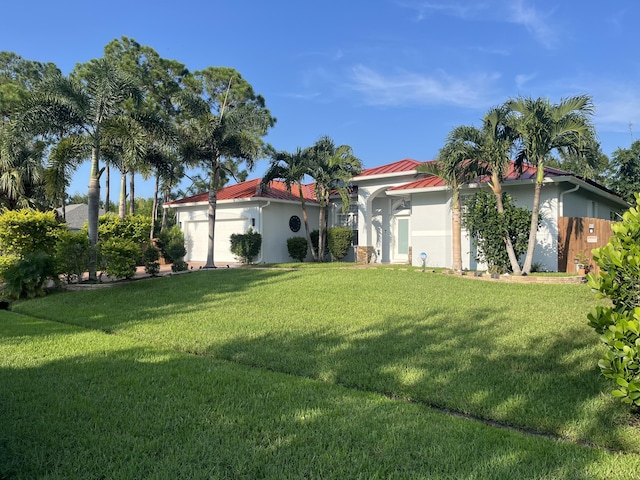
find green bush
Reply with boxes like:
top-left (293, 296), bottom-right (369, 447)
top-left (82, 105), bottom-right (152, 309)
top-left (96, 214), bottom-right (152, 246)
top-left (0, 209), bottom-right (63, 257)
top-left (143, 245), bottom-right (160, 276)
top-left (171, 260), bottom-right (189, 272)
top-left (328, 227), bottom-right (353, 260)
top-left (157, 226), bottom-right (186, 264)
top-left (462, 190), bottom-right (535, 274)
top-left (588, 194), bottom-right (640, 407)
top-left (229, 229), bottom-right (262, 264)
top-left (98, 237), bottom-right (139, 280)
top-left (1, 252), bottom-right (59, 299)
top-left (287, 236), bottom-right (308, 262)
top-left (0, 254), bottom-right (19, 281)
top-left (55, 231), bottom-right (91, 284)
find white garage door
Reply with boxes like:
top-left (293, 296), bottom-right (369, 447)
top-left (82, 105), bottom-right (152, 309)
top-left (184, 219), bottom-right (247, 263)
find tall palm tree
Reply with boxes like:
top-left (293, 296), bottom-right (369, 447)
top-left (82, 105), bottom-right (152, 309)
top-left (416, 143), bottom-right (482, 272)
top-left (22, 59), bottom-right (142, 279)
top-left (178, 69), bottom-right (274, 268)
top-left (308, 136), bottom-right (362, 261)
top-left (507, 95), bottom-right (595, 274)
top-left (261, 147), bottom-right (317, 261)
top-left (444, 105), bottom-right (521, 273)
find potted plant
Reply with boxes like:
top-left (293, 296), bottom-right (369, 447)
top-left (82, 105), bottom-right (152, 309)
top-left (575, 250), bottom-right (592, 275)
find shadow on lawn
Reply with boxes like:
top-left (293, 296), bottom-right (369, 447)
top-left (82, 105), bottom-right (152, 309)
top-left (1, 314), bottom-right (636, 479)
top-left (211, 305), bottom-right (637, 454)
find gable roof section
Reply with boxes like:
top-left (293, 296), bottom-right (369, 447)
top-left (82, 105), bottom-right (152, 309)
top-left (353, 159), bottom-right (423, 180)
top-left (165, 178), bottom-right (318, 206)
top-left (387, 162), bottom-right (627, 205)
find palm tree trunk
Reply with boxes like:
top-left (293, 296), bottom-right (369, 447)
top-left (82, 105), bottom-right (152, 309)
top-left (297, 182), bottom-right (318, 261)
top-left (150, 173), bottom-right (159, 240)
top-left (521, 164), bottom-right (544, 274)
top-left (129, 172), bottom-right (135, 215)
top-left (119, 172), bottom-right (127, 220)
top-left (452, 191), bottom-right (462, 271)
top-left (87, 144), bottom-right (101, 281)
top-left (161, 189), bottom-right (169, 232)
top-left (205, 158), bottom-right (220, 268)
top-left (105, 163), bottom-right (110, 214)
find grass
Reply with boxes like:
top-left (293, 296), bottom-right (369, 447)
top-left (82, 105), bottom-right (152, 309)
top-left (3, 267), bottom-right (640, 478)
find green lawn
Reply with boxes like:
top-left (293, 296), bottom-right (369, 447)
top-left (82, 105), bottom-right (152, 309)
top-left (3, 267), bottom-right (640, 478)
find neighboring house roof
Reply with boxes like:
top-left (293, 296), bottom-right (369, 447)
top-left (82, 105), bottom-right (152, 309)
top-left (165, 179), bottom-right (318, 206)
top-left (56, 204), bottom-right (106, 230)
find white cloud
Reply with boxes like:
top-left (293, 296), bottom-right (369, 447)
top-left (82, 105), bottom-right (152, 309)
top-left (507, 0), bottom-right (557, 49)
top-left (515, 73), bottom-right (536, 91)
top-left (349, 64), bottom-right (500, 108)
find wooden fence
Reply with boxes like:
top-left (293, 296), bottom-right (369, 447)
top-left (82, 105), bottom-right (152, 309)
top-left (557, 217), bottom-right (614, 275)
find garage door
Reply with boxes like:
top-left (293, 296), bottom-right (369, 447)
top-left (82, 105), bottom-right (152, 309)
top-left (184, 219), bottom-right (247, 263)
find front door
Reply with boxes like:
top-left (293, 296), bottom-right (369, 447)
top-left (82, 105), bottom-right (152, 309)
top-left (395, 216), bottom-right (409, 262)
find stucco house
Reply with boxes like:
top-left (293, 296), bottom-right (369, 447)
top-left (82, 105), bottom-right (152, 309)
top-left (166, 159), bottom-right (628, 270)
top-left (165, 178), bottom-right (320, 264)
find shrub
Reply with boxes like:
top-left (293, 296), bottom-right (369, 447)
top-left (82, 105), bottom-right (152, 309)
top-left (157, 226), bottom-right (186, 264)
top-left (171, 260), bottom-right (189, 272)
top-left (588, 194), bottom-right (640, 408)
top-left (0, 209), bottom-right (63, 257)
top-left (328, 227), bottom-right (353, 260)
top-left (55, 231), bottom-right (91, 284)
top-left (96, 214), bottom-right (152, 246)
top-left (229, 229), bottom-right (262, 264)
top-left (0, 254), bottom-right (19, 282)
top-left (1, 252), bottom-right (59, 299)
top-left (143, 245), bottom-right (160, 276)
top-left (462, 190), bottom-right (535, 273)
top-left (287, 236), bottom-right (308, 262)
top-left (98, 238), bottom-right (138, 279)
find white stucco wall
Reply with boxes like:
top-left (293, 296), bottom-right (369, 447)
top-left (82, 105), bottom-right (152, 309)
top-left (409, 190), bottom-right (452, 269)
top-left (174, 199), bottom-right (322, 265)
top-left (260, 202), bottom-right (320, 263)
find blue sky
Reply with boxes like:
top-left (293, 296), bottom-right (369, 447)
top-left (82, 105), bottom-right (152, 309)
top-left (2, 1), bottom-right (639, 198)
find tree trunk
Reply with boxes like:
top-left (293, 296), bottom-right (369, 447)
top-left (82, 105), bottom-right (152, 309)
top-left (105, 163), bottom-right (110, 214)
top-left (161, 189), bottom-right (169, 232)
top-left (87, 144), bottom-right (101, 281)
top-left (521, 163), bottom-right (544, 274)
top-left (297, 182), bottom-right (318, 261)
top-left (452, 191), bottom-right (462, 272)
top-left (490, 173), bottom-right (521, 274)
top-left (129, 172), bottom-right (135, 215)
top-left (151, 173), bottom-right (160, 240)
top-left (205, 159), bottom-right (220, 268)
top-left (119, 172), bottom-right (127, 220)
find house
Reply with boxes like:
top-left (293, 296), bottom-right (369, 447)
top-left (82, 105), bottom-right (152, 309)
top-left (166, 159), bottom-right (628, 270)
top-left (56, 204), bottom-right (106, 231)
top-left (165, 179), bottom-right (320, 264)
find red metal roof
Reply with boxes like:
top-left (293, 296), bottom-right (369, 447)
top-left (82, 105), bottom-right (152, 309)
top-left (388, 162), bottom-right (572, 192)
top-left (165, 178), bottom-right (318, 206)
top-left (357, 159), bottom-right (423, 177)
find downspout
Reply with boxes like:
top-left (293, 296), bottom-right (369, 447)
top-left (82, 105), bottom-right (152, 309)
top-left (253, 201), bottom-right (271, 264)
top-left (559, 184), bottom-right (580, 218)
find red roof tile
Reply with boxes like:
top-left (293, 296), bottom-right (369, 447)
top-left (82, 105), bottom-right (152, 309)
top-left (165, 178), bottom-right (318, 206)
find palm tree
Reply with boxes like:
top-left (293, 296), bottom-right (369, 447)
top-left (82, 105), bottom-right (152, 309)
top-left (22, 59), bottom-right (142, 279)
top-left (308, 136), bottom-right (362, 261)
top-left (507, 95), bottom-right (595, 274)
top-left (261, 147), bottom-right (317, 261)
top-left (178, 68), bottom-right (274, 268)
top-left (444, 105), bottom-right (522, 274)
top-left (416, 143), bottom-right (482, 272)
top-left (0, 120), bottom-right (46, 209)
